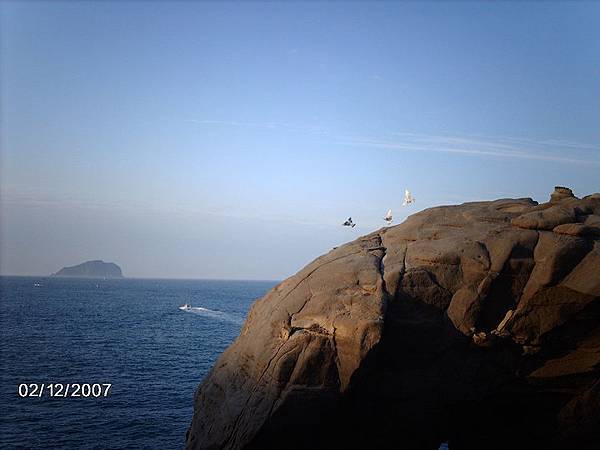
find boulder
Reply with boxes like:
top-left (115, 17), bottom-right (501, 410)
top-left (550, 186), bottom-right (576, 203)
top-left (186, 189), bottom-right (599, 450)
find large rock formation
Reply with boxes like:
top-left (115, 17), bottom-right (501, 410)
top-left (186, 188), bottom-right (599, 450)
top-left (52, 260), bottom-right (123, 278)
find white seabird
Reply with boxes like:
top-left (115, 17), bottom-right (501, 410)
top-left (384, 209), bottom-right (393, 224)
top-left (402, 189), bottom-right (415, 206)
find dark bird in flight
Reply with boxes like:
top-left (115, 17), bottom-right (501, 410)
top-left (343, 217), bottom-right (356, 228)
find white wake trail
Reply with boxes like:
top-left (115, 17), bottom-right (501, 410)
top-left (180, 306), bottom-right (244, 325)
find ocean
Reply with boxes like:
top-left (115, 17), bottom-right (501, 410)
top-left (0, 276), bottom-right (276, 450)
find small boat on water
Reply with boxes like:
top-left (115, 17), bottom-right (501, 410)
top-left (179, 303), bottom-right (192, 311)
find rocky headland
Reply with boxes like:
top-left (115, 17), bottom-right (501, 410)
top-left (187, 187), bottom-right (599, 450)
top-left (52, 260), bottom-right (123, 278)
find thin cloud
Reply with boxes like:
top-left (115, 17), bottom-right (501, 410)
top-left (477, 135), bottom-right (600, 152)
top-left (391, 131), bottom-right (600, 153)
top-left (0, 189), bottom-right (339, 229)
top-left (187, 119), bottom-right (599, 165)
top-left (186, 119), bottom-right (328, 135)
top-left (340, 134), bottom-right (600, 166)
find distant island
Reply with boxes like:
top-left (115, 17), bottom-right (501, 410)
top-left (52, 260), bottom-right (124, 278)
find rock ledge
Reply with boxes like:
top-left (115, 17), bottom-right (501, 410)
top-left (187, 188), bottom-right (599, 450)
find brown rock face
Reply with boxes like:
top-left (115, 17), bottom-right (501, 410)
top-left (550, 186), bottom-right (575, 203)
top-left (186, 190), bottom-right (600, 450)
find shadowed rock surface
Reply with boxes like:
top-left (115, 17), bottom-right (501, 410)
top-left (186, 188), bottom-right (599, 450)
top-left (52, 260), bottom-right (123, 278)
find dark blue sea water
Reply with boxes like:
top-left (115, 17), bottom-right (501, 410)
top-left (0, 276), bottom-right (276, 450)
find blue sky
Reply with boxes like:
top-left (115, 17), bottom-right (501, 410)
top-left (1, 1), bottom-right (599, 279)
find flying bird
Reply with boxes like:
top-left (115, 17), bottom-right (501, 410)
top-left (402, 189), bottom-right (415, 206)
top-left (342, 217), bottom-right (356, 228)
top-left (384, 209), bottom-right (393, 224)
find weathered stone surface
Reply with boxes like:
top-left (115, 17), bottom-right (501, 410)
top-left (553, 222), bottom-right (600, 237)
top-left (511, 204), bottom-right (578, 230)
top-left (187, 189), bottom-right (599, 450)
top-left (550, 186), bottom-right (576, 203)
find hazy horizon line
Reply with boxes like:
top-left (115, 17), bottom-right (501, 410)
top-left (0, 274), bottom-right (281, 283)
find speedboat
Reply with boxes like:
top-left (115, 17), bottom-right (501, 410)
top-left (179, 303), bottom-right (192, 311)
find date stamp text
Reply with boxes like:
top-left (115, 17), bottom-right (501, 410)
top-left (18, 383), bottom-right (112, 398)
